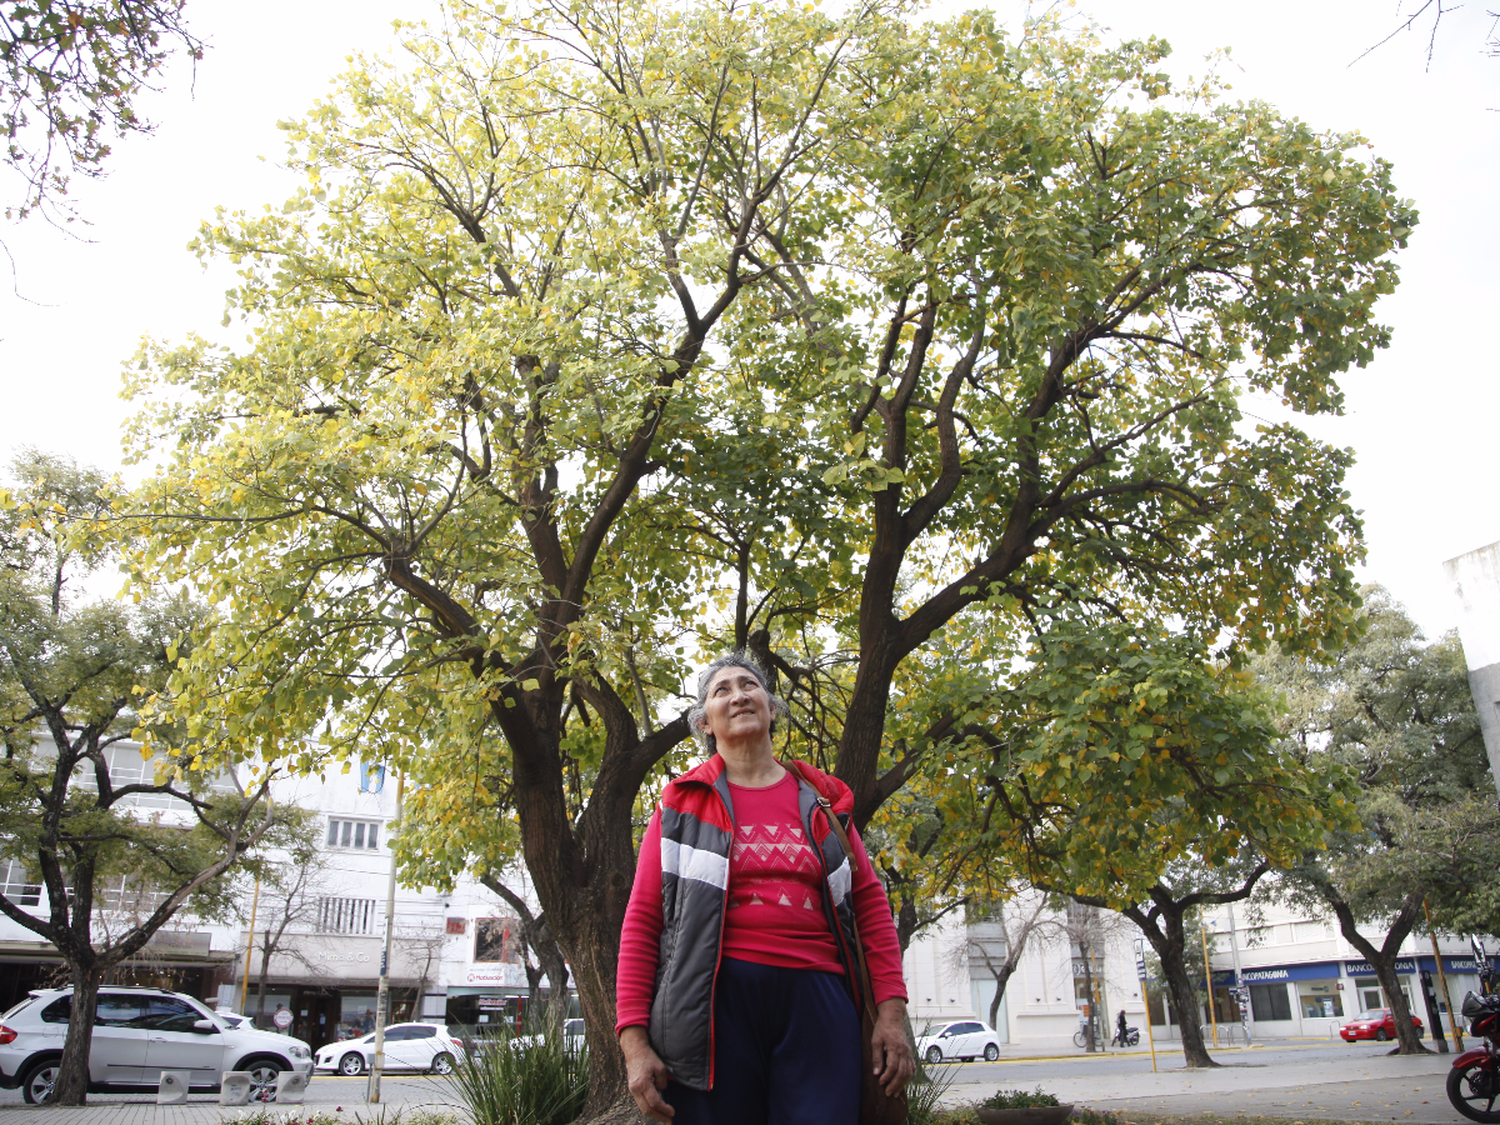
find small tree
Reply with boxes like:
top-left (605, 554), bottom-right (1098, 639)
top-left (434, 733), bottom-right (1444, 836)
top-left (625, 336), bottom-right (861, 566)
top-left (242, 827), bottom-right (327, 1024)
top-left (954, 886), bottom-right (1057, 1035)
top-left (1260, 586), bottom-right (1491, 1055)
top-left (0, 452), bottom-right (291, 1104)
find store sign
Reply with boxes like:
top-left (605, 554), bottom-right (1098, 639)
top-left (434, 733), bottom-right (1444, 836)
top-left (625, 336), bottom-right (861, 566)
top-left (1241, 961), bottom-right (1342, 983)
top-left (446, 917), bottom-right (468, 935)
top-left (1344, 959), bottom-right (1415, 977)
top-left (317, 951), bottom-right (372, 963)
top-left (466, 964), bottom-right (525, 987)
top-left (1443, 957), bottom-right (1500, 973)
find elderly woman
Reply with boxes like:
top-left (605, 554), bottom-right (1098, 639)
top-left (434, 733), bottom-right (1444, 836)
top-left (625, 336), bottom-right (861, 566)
top-left (616, 652), bottom-right (914, 1124)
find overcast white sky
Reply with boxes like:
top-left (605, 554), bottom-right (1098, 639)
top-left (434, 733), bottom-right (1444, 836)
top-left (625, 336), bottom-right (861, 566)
top-left (1, 0), bottom-right (1494, 638)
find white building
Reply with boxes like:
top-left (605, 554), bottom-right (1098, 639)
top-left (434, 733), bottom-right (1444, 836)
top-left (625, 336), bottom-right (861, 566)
top-left (902, 890), bottom-right (1494, 1050)
top-left (0, 746), bottom-right (556, 1055)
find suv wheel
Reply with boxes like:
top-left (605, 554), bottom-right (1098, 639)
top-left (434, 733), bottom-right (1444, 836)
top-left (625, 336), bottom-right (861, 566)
top-left (20, 1060), bottom-right (60, 1105)
top-left (241, 1057), bottom-right (286, 1101)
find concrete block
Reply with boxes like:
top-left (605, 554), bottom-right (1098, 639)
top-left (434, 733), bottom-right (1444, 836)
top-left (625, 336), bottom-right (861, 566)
top-left (275, 1070), bottom-right (309, 1104)
top-left (157, 1070), bottom-right (190, 1104)
top-left (219, 1071), bottom-right (254, 1106)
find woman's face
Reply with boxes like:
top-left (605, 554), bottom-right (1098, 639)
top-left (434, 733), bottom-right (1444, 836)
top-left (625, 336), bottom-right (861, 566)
top-left (700, 666), bottom-right (772, 746)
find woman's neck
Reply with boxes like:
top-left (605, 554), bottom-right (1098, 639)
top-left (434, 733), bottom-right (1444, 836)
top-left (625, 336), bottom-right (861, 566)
top-left (717, 739), bottom-right (786, 788)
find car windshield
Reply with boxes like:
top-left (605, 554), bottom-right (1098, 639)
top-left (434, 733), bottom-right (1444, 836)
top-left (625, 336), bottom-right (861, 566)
top-left (1354, 1010), bottom-right (1386, 1021)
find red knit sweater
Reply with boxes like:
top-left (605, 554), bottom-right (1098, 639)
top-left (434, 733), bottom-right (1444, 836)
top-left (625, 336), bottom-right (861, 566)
top-left (616, 770), bottom-right (907, 1034)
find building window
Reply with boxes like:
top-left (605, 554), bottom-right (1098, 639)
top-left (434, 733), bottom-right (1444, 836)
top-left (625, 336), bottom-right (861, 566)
top-left (317, 897), bottom-right (376, 935)
top-left (0, 860), bottom-right (41, 905)
top-left (1248, 983), bottom-right (1292, 1021)
top-left (326, 818), bottom-right (380, 849)
top-left (95, 875), bottom-right (167, 914)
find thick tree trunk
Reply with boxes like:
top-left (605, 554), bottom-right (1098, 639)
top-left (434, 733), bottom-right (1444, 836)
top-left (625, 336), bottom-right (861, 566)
top-left (494, 692), bottom-right (686, 1124)
top-left (1129, 905), bottom-right (1217, 1068)
top-left (1326, 890), bottom-right (1429, 1055)
top-left (50, 966), bottom-right (103, 1105)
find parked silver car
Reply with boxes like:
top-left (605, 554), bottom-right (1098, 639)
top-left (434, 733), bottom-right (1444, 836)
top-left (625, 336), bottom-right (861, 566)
top-left (0, 986), bottom-right (313, 1103)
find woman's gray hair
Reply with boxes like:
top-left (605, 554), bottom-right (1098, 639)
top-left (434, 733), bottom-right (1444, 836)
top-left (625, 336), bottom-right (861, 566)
top-left (687, 651), bottom-right (789, 752)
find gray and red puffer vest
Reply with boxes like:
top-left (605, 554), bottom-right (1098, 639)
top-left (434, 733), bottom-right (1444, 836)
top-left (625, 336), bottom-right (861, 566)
top-left (647, 754), bottom-right (862, 1091)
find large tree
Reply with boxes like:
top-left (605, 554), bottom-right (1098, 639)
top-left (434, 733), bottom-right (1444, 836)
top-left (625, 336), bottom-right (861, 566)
top-left (2, 0), bottom-right (201, 221)
top-left (122, 1), bottom-right (1409, 1115)
top-left (1259, 586), bottom-right (1496, 1055)
top-left (0, 452), bottom-right (292, 1104)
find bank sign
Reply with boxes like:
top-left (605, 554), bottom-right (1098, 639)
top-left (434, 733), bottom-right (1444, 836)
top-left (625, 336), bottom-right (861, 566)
top-left (1240, 961), bottom-right (1341, 983)
top-left (1345, 956), bottom-right (1500, 977)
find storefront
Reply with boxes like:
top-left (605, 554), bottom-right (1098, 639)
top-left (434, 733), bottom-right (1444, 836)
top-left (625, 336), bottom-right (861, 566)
top-left (1237, 961), bottom-right (1345, 1032)
top-left (0, 934), bottom-right (233, 1013)
top-left (446, 961), bottom-right (530, 1033)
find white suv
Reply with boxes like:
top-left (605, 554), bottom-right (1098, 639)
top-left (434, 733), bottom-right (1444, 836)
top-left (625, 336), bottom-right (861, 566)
top-left (0, 986), bottom-right (313, 1103)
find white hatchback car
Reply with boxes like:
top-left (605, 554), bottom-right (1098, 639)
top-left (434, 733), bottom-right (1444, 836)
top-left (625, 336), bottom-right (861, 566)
top-left (0, 986), bottom-right (313, 1103)
top-left (314, 1023), bottom-right (465, 1076)
top-left (915, 1019), bottom-right (1002, 1064)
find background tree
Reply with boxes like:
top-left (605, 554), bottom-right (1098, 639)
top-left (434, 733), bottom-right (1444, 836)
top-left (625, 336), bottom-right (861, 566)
top-left (0, 451), bottom-right (294, 1104)
top-left (2, 0), bottom-right (201, 221)
top-left (121, 1), bottom-right (1409, 1114)
top-left (949, 885), bottom-right (1059, 1037)
top-left (240, 820), bottom-right (326, 1025)
top-left (1259, 586), bottom-right (1495, 1055)
top-left (961, 622), bottom-right (1357, 1067)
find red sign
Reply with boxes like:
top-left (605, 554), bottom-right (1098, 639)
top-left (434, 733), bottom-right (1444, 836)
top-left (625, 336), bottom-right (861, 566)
top-left (446, 917), bottom-right (467, 935)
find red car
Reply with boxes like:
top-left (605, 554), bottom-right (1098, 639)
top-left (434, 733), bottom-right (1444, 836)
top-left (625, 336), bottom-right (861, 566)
top-left (1339, 1008), bottom-right (1424, 1042)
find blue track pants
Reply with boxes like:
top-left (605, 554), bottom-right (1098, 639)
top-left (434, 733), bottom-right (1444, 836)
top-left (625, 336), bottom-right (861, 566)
top-left (664, 956), bottom-right (862, 1125)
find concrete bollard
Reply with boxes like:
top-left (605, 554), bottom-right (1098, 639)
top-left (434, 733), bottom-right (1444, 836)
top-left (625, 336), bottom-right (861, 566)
top-left (275, 1071), bottom-right (309, 1104)
top-left (219, 1071), bottom-right (254, 1106)
top-left (157, 1070), bottom-right (190, 1104)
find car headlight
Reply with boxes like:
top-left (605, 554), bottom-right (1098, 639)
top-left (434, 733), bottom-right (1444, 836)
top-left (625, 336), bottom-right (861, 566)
top-left (288, 1045), bottom-right (310, 1060)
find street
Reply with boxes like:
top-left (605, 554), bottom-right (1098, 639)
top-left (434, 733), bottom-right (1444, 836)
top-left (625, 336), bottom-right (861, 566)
top-left (0, 1039), bottom-right (1481, 1123)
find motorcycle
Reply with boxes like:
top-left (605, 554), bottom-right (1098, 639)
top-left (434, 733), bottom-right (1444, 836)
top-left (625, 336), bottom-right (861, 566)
top-left (1111, 1026), bottom-right (1141, 1048)
top-left (1447, 938), bottom-right (1500, 1123)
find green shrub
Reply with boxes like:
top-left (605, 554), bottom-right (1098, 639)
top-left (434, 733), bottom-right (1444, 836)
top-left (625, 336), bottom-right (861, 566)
top-left (906, 1045), bottom-right (961, 1125)
top-left (219, 1111), bottom-right (458, 1125)
top-left (446, 1021), bottom-right (588, 1125)
top-left (1067, 1108), bottom-right (1122, 1125)
top-left (979, 1088), bottom-right (1062, 1110)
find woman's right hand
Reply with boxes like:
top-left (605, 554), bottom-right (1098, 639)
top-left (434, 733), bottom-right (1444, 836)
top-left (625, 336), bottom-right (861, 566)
top-left (619, 1026), bottom-right (674, 1121)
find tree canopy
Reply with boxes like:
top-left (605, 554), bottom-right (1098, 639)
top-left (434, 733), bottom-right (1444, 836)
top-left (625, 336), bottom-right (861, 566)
top-left (1257, 586), bottom-right (1496, 1054)
top-left (119, 0), bottom-right (1412, 1113)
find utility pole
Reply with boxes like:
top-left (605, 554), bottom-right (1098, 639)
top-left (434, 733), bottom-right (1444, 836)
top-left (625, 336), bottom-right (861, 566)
top-left (1226, 904), bottom-right (1249, 1044)
top-left (1200, 919), bottom-right (1219, 1049)
top-left (367, 772), bottom-right (405, 1104)
top-left (1424, 899), bottom-right (1463, 1052)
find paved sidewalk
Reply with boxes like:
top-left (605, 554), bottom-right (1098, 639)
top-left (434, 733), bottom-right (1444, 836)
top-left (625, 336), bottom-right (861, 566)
top-left (940, 1045), bottom-right (1466, 1123)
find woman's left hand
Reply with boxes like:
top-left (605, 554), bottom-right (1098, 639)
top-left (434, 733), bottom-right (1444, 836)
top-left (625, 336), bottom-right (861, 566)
top-left (871, 999), bottom-right (916, 1095)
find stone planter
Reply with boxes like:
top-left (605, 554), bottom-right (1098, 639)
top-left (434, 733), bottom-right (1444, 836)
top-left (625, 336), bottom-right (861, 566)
top-left (976, 1105), bottom-right (1074, 1125)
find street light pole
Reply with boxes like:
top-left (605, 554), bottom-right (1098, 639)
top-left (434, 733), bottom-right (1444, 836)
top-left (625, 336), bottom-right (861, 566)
top-left (367, 772), bottom-right (404, 1104)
